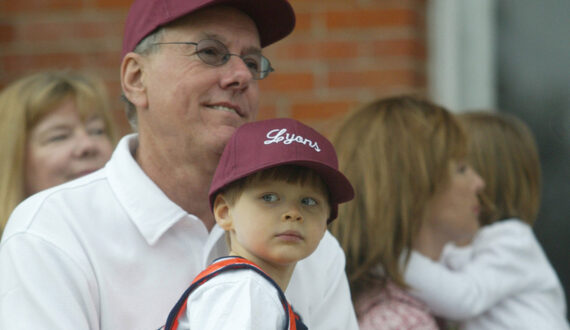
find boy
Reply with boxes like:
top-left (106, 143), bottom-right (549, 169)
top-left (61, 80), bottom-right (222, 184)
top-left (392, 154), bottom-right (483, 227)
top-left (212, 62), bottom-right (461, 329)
top-left (164, 118), bottom-right (354, 330)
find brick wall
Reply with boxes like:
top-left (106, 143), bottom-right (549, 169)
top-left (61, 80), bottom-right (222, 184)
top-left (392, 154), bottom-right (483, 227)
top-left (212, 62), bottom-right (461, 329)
top-left (0, 0), bottom-right (426, 135)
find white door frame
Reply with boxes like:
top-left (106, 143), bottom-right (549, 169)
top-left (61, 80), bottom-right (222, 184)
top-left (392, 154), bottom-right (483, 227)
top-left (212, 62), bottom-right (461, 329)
top-left (427, 0), bottom-right (497, 113)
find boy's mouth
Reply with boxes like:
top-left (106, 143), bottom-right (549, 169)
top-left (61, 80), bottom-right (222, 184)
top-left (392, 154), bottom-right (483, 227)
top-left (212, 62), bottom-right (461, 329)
top-left (275, 230), bottom-right (303, 242)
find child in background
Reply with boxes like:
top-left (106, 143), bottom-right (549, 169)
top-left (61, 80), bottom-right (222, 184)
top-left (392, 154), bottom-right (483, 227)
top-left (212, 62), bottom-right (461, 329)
top-left (164, 118), bottom-right (354, 330)
top-left (405, 112), bottom-right (569, 329)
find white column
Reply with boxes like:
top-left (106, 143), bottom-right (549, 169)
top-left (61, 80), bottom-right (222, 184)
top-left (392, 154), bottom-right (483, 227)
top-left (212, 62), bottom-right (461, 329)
top-left (427, 0), bottom-right (497, 113)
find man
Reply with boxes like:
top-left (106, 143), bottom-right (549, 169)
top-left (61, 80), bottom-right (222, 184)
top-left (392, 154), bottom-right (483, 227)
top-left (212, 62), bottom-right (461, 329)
top-left (0, 0), bottom-right (358, 329)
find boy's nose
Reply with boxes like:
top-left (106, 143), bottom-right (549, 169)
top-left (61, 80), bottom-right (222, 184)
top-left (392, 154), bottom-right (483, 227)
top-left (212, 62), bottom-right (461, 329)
top-left (282, 208), bottom-right (303, 222)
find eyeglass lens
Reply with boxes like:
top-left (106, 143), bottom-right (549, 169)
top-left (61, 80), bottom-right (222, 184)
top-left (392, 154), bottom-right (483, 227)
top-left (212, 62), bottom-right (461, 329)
top-left (195, 40), bottom-right (272, 79)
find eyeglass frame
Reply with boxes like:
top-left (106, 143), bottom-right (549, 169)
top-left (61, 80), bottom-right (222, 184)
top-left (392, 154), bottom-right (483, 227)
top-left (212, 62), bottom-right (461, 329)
top-left (150, 39), bottom-right (274, 80)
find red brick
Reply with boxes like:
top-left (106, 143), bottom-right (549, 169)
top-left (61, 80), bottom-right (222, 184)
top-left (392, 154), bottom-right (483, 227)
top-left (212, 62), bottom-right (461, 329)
top-left (3, 53), bottom-right (83, 75)
top-left (273, 40), bottom-right (359, 60)
top-left (95, 0), bottom-right (132, 9)
top-left (1, 0), bottom-right (84, 13)
top-left (21, 20), bottom-right (121, 42)
top-left (294, 12), bottom-right (312, 32)
top-left (22, 23), bottom-right (66, 42)
top-left (260, 73), bottom-right (314, 92)
top-left (104, 80), bottom-right (123, 100)
top-left (372, 39), bottom-right (426, 58)
top-left (0, 24), bottom-right (15, 43)
top-left (301, 115), bottom-right (351, 138)
top-left (101, 79), bottom-right (131, 135)
top-left (291, 101), bottom-right (355, 120)
top-left (81, 51), bottom-right (122, 70)
top-left (111, 109), bottom-right (132, 136)
top-left (326, 8), bottom-right (418, 29)
top-left (75, 20), bottom-right (124, 40)
top-left (328, 70), bottom-right (419, 88)
top-left (257, 104), bottom-right (278, 121)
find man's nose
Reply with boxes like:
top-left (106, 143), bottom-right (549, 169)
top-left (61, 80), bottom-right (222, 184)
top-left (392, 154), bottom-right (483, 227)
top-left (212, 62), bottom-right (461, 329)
top-left (219, 56), bottom-right (254, 91)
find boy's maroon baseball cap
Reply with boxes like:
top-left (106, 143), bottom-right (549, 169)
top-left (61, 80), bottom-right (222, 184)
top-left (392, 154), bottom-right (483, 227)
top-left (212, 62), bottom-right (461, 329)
top-left (209, 118), bottom-right (354, 223)
top-left (122, 0), bottom-right (296, 58)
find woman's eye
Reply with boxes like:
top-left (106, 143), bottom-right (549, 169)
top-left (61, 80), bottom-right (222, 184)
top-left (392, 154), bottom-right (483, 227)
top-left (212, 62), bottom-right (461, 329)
top-left (86, 117), bottom-right (107, 136)
top-left (46, 133), bottom-right (69, 143)
top-left (301, 197), bottom-right (318, 206)
top-left (261, 193), bottom-right (278, 202)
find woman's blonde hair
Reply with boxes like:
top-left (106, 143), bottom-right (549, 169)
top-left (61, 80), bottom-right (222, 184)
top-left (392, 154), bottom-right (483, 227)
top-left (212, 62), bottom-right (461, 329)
top-left (329, 95), bottom-right (467, 301)
top-left (0, 70), bottom-right (118, 234)
top-left (459, 112), bottom-right (541, 226)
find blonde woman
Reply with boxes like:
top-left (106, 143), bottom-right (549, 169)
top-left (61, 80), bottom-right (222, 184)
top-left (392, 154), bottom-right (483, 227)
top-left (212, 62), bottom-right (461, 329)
top-left (0, 70), bottom-right (118, 235)
top-left (329, 95), bottom-right (485, 329)
top-left (405, 112), bottom-right (569, 329)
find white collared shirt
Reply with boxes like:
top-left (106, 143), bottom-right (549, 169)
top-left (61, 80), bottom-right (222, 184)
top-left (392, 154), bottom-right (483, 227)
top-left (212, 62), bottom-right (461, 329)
top-left (0, 134), bottom-right (357, 330)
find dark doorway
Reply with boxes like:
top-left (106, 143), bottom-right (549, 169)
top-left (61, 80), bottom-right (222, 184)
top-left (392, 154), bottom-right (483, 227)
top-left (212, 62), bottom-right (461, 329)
top-left (497, 0), bottom-right (570, 319)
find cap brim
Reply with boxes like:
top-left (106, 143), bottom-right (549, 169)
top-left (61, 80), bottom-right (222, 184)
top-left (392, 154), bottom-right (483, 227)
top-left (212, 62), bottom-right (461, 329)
top-left (209, 159), bottom-right (354, 223)
top-left (216, 0), bottom-right (296, 48)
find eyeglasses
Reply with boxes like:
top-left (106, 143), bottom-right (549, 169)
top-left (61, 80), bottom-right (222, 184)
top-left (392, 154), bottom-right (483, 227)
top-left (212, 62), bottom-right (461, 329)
top-left (151, 39), bottom-right (274, 80)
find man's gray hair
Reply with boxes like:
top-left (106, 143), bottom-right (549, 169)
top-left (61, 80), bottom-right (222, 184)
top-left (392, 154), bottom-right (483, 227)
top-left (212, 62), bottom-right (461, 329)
top-left (121, 28), bottom-right (165, 131)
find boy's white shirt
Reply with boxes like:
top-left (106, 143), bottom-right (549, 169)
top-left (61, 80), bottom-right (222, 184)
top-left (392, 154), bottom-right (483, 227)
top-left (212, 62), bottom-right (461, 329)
top-left (177, 268), bottom-right (285, 330)
top-left (405, 219), bottom-right (569, 329)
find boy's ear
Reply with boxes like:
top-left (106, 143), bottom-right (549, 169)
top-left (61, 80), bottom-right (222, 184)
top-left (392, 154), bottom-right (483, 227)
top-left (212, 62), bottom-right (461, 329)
top-left (213, 194), bottom-right (233, 230)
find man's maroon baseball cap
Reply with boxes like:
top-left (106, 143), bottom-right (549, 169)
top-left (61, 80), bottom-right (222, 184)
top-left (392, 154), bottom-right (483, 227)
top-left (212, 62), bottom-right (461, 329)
top-left (121, 0), bottom-right (296, 58)
top-left (209, 118), bottom-right (354, 223)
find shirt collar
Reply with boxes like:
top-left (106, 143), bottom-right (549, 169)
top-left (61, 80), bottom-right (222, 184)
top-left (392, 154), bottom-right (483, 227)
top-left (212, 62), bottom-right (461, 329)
top-left (106, 134), bottom-right (194, 245)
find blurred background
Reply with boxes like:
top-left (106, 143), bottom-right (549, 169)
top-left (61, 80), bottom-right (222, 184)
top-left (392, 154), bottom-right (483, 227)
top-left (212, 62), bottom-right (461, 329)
top-left (1, 0), bottom-right (568, 319)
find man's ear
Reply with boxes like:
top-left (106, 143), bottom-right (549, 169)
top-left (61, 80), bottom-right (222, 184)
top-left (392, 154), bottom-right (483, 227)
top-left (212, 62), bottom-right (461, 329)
top-left (120, 52), bottom-right (148, 109)
top-left (213, 194), bottom-right (233, 231)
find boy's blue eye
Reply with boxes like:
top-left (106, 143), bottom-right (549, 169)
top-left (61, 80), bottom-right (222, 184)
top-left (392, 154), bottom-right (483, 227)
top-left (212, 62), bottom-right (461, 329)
top-left (88, 128), bottom-right (106, 136)
top-left (301, 197), bottom-right (317, 206)
top-left (261, 193), bottom-right (278, 202)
